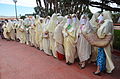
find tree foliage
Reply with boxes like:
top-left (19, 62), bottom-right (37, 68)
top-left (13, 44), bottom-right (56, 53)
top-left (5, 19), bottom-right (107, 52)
top-left (34, 0), bottom-right (120, 17)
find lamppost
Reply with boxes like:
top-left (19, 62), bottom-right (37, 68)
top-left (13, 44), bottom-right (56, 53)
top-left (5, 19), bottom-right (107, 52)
top-left (13, 0), bottom-right (18, 20)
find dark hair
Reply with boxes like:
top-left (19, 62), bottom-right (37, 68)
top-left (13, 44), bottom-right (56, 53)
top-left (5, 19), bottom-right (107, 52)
top-left (5, 19), bottom-right (8, 22)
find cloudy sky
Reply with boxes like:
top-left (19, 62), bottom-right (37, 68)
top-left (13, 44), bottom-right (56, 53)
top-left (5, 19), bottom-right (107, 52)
top-left (0, 0), bottom-right (37, 7)
top-left (0, 0), bottom-right (117, 16)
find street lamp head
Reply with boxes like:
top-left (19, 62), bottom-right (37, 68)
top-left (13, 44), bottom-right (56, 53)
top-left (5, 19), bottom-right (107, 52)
top-left (13, 0), bottom-right (17, 3)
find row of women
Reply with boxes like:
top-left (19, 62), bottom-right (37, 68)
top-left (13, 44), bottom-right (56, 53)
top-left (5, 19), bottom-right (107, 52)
top-left (1, 11), bottom-right (115, 76)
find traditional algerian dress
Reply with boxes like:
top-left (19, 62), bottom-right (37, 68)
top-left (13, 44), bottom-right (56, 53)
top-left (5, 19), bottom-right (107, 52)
top-left (76, 14), bottom-right (91, 62)
top-left (47, 14), bottom-right (58, 58)
top-left (16, 21), bottom-right (21, 41)
top-left (24, 18), bottom-right (31, 45)
top-left (97, 11), bottom-right (115, 73)
top-left (18, 20), bottom-right (26, 44)
top-left (35, 16), bottom-right (41, 48)
top-left (9, 21), bottom-right (16, 40)
top-left (62, 18), bottom-right (76, 63)
top-left (29, 17), bottom-right (36, 46)
top-left (6, 21), bottom-right (13, 40)
top-left (2, 22), bottom-right (9, 39)
top-left (42, 18), bottom-right (52, 56)
top-left (54, 16), bottom-right (66, 60)
top-left (96, 14), bottom-right (106, 72)
top-left (38, 18), bottom-right (44, 50)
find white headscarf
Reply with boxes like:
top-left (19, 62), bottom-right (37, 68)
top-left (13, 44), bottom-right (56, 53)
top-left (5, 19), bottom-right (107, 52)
top-left (72, 14), bottom-right (77, 23)
top-left (31, 16), bottom-right (35, 25)
top-left (80, 14), bottom-right (88, 25)
top-left (102, 11), bottom-right (112, 22)
top-left (79, 14), bottom-right (93, 33)
top-left (47, 13), bottom-right (58, 32)
top-left (18, 19), bottom-right (24, 29)
top-left (54, 17), bottom-right (66, 44)
top-left (57, 16), bottom-right (64, 24)
top-left (24, 17), bottom-right (31, 26)
top-left (97, 11), bottom-right (113, 38)
top-left (46, 19), bottom-right (50, 24)
top-left (90, 13), bottom-right (100, 26)
top-left (18, 19), bottom-right (24, 26)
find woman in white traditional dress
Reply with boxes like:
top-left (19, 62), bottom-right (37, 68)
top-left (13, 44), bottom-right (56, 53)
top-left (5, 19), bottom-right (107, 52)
top-left (2, 20), bottom-right (10, 40)
top-left (76, 14), bottom-right (91, 69)
top-left (24, 18), bottom-right (31, 45)
top-left (18, 19), bottom-right (26, 44)
top-left (34, 15), bottom-right (41, 48)
top-left (38, 18), bottom-right (44, 50)
top-left (54, 16), bottom-right (66, 60)
top-left (10, 21), bottom-right (16, 41)
top-left (47, 13), bottom-right (58, 58)
top-left (29, 17), bottom-right (36, 47)
top-left (93, 11), bottom-right (115, 75)
top-left (62, 15), bottom-right (77, 65)
top-left (42, 16), bottom-right (52, 56)
top-left (15, 20), bottom-right (20, 41)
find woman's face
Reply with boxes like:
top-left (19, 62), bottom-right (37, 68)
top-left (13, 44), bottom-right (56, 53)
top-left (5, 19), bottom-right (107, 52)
top-left (97, 14), bottom-right (104, 24)
top-left (80, 15), bottom-right (87, 25)
top-left (67, 16), bottom-right (72, 24)
top-left (40, 19), bottom-right (43, 23)
top-left (72, 16), bottom-right (77, 22)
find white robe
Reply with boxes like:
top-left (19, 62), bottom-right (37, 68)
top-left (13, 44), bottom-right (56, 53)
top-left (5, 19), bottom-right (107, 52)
top-left (10, 24), bottom-right (16, 40)
top-left (47, 14), bottom-right (58, 58)
top-left (3, 23), bottom-right (10, 39)
top-left (19, 25), bottom-right (26, 44)
top-left (63, 23), bottom-right (76, 63)
top-left (42, 20), bottom-right (52, 56)
top-left (77, 25), bottom-right (91, 62)
top-left (54, 21), bottom-right (65, 55)
top-left (77, 15), bottom-right (92, 62)
top-left (29, 25), bottom-right (35, 46)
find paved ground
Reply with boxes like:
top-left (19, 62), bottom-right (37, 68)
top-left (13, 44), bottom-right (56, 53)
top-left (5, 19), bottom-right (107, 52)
top-left (0, 38), bottom-right (120, 79)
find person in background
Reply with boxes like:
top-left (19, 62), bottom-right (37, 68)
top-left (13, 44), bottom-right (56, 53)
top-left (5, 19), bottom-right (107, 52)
top-left (76, 14), bottom-right (91, 69)
top-left (42, 16), bottom-right (52, 56)
top-left (47, 13), bottom-right (58, 58)
top-left (62, 15), bottom-right (76, 65)
top-left (29, 16), bottom-right (36, 47)
top-left (54, 16), bottom-right (66, 60)
top-left (38, 18), bottom-right (44, 50)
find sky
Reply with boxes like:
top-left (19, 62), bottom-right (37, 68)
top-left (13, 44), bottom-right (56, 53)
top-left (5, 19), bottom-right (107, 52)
top-left (0, 0), bottom-right (37, 16)
top-left (0, 0), bottom-right (118, 16)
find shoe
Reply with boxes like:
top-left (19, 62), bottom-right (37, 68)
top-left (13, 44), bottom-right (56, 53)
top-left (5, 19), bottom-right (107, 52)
top-left (37, 47), bottom-right (40, 50)
top-left (103, 70), bottom-right (107, 73)
top-left (78, 63), bottom-right (81, 66)
top-left (80, 63), bottom-right (85, 69)
top-left (93, 72), bottom-right (101, 76)
top-left (66, 62), bottom-right (72, 65)
top-left (80, 66), bottom-right (85, 69)
top-left (53, 56), bottom-right (57, 59)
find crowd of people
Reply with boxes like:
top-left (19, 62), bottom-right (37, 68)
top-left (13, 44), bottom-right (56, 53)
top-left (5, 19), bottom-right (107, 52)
top-left (0, 11), bottom-right (115, 76)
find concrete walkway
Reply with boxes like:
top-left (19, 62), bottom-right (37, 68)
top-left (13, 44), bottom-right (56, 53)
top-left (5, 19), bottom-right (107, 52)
top-left (0, 38), bottom-right (120, 79)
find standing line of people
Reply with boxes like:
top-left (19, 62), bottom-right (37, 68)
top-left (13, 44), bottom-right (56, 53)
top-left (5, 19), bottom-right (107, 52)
top-left (1, 11), bottom-right (115, 76)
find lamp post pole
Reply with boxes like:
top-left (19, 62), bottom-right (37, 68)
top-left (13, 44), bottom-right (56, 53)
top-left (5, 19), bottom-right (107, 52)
top-left (13, 0), bottom-right (18, 20)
